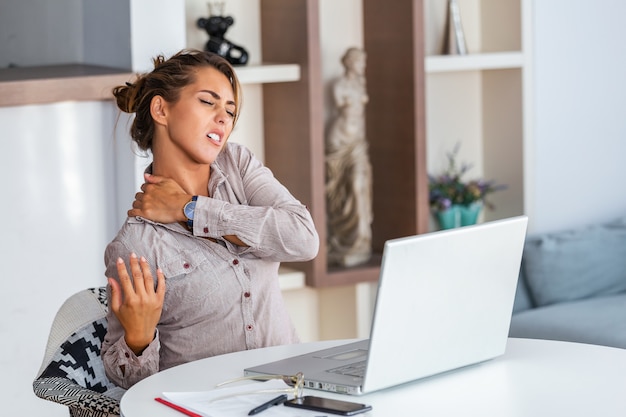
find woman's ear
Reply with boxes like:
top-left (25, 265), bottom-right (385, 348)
top-left (150, 95), bottom-right (167, 125)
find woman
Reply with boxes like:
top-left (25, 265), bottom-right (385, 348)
top-left (101, 49), bottom-right (319, 389)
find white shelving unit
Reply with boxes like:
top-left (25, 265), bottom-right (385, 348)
top-left (424, 0), bottom-right (528, 225)
top-left (0, 63), bottom-right (301, 108)
top-left (426, 51), bottom-right (523, 73)
top-left (234, 63), bottom-right (300, 84)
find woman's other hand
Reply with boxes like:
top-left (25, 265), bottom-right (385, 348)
top-left (108, 253), bottom-right (165, 355)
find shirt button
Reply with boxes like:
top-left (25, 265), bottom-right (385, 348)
top-left (203, 227), bottom-right (209, 233)
top-left (244, 292), bottom-right (251, 298)
top-left (232, 259), bottom-right (239, 265)
top-left (246, 324), bottom-right (253, 331)
top-left (183, 262), bottom-right (190, 269)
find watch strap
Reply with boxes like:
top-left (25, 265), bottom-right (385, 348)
top-left (184, 195), bottom-right (198, 230)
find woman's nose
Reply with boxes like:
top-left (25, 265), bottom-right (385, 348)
top-left (214, 107), bottom-right (228, 124)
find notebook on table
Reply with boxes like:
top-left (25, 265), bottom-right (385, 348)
top-left (245, 216), bottom-right (528, 395)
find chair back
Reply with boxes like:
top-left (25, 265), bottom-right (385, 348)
top-left (33, 287), bottom-right (122, 417)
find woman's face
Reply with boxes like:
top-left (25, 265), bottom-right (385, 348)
top-left (159, 66), bottom-right (236, 166)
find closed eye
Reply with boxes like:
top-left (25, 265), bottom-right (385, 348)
top-left (201, 99), bottom-right (235, 118)
top-left (199, 92), bottom-right (236, 119)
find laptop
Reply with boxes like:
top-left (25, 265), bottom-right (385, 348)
top-left (245, 216), bottom-right (528, 395)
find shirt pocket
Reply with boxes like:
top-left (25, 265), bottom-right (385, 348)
top-left (159, 248), bottom-right (221, 305)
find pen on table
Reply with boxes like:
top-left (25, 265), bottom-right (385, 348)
top-left (248, 394), bottom-right (289, 415)
top-left (155, 397), bottom-right (203, 417)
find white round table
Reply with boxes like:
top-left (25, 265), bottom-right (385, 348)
top-left (121, 338), bottom-right (626, 417)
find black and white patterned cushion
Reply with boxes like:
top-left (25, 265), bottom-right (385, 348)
top-left (33, 376), bottom-right (119, 417)
top-left (39, 317), bottom-right (115, 392)
top-left (33, 287), bottom-right (121, 417)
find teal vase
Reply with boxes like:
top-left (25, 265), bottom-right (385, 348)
top-left (436, 205), bottom-right (460, 229)
top-left (436, 202), bottom-right (482, 230)
top-left (459, 202), bottom-right (482, 226)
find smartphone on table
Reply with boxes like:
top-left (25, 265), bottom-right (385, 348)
top-left (284, 395), bottom-right (372, 415)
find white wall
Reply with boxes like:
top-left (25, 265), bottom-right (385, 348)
top-left (0, 101), bottom-right (121, 416)
top-left (528, 0), bottom-right (626, 233)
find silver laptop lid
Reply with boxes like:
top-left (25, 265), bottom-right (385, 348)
top-left (362, 216), bottom-right (527, 393)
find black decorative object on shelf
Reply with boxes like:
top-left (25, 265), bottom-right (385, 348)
top-left (197, 2), bottom-right (249, 66)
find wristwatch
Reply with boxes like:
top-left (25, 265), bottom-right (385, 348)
top-left (183, 196), bottom-right (198, 230)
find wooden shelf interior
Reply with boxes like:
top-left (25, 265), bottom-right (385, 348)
top-left (261, 0), bottom-right (429, 287)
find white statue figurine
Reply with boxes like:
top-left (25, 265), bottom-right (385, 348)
top-left (325, 47), bottom-right (373, 267)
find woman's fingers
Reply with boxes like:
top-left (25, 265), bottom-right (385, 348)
top-left (116, 256), bottom-right (135, 295)
top-left (155, 268), bottom-right (166, 301)
top-left (128, 253), bottom-right (146, 296)
top-left (139, 255), bottom-right (158, 294)
top-left (114, 253), bottom-right (160, 298)
top-left (108, 254), bottom-right (165, 354)
top-left (108, 277), bottom-right (122, 314)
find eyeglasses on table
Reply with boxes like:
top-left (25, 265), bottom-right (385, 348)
top-left (209, 372), bottom-right (304, 403)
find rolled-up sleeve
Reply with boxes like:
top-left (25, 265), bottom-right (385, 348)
top-left (101, 327), bottom-right (160, 389)
top-left (192, 143), bottom-right (319, 261)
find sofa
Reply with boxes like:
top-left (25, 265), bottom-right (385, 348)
top-left (509, 216), bottom-right (626, 349)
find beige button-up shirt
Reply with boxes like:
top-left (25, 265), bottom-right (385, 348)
top-left (101, 142), bottom-right (319, 389)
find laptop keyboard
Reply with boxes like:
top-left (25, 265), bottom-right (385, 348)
top-left (327, 360), bottom-right (367, 378)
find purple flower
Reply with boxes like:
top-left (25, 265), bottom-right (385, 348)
top-left (428, 145), bottom-right (506, 211)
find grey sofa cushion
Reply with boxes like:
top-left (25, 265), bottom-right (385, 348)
top-left (522, 219), bottom-right (626, 307)
top-left (512, 269), bottom-right (533, 313)
top-left (509, 293), bottom-right (626, 349)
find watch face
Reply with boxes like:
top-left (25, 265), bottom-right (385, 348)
top-left (184, 200), bottom-right (197, 220)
